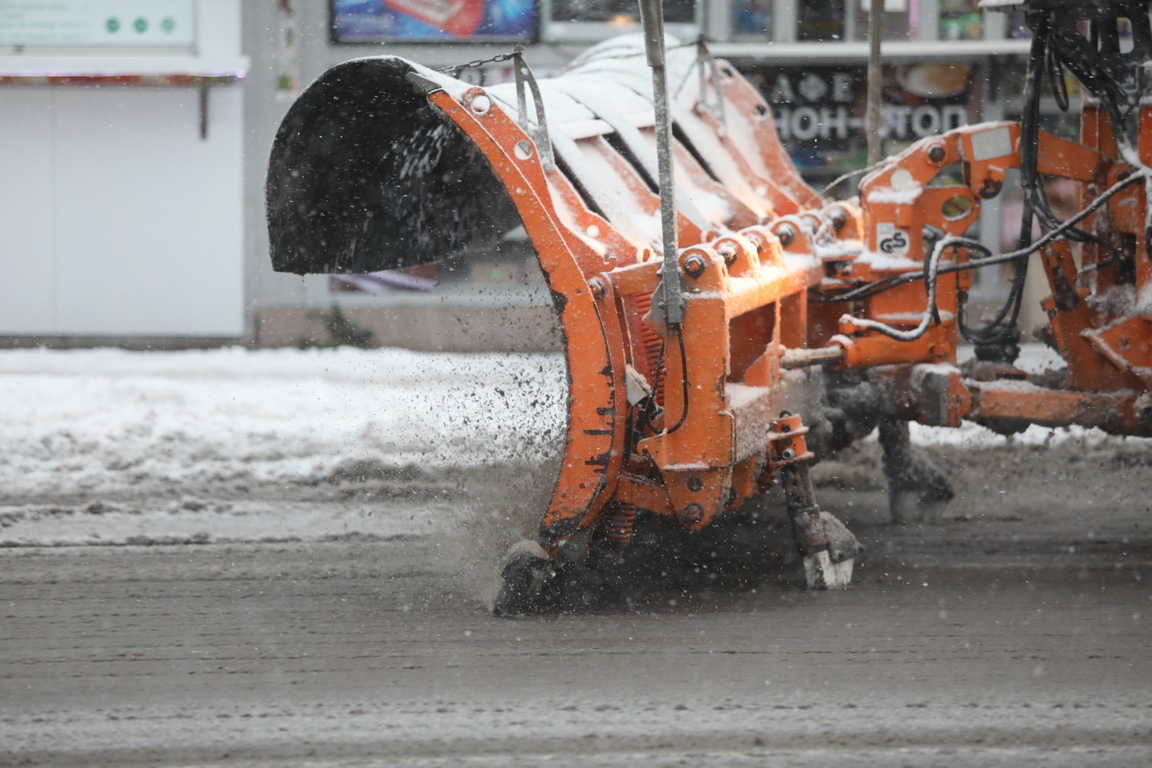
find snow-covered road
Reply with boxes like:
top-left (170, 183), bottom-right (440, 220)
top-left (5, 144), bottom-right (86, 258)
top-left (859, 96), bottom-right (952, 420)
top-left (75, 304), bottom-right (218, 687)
top-left (2, 348), bottom-right (1150, 767)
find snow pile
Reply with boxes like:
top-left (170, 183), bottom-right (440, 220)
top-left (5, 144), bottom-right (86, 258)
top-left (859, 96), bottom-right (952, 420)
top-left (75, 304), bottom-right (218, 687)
top-left (0, 347), bottom-right (567, 498)
top-left (910, 344), bottom-right (1130, 448)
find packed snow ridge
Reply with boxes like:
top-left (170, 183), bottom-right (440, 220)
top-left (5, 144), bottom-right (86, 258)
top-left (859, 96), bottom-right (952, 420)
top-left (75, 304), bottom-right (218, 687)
top-left (0, 347), bottom-right (567, 499)
top-left (0, 344), bottom-right (1131, 501)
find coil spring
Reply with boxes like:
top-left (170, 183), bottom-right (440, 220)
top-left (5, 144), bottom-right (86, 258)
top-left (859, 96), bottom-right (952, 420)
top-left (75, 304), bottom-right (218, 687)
top-left (603, 502), bottom-right (637, 547)
top-left (626, 290), bottom-right (664, 405)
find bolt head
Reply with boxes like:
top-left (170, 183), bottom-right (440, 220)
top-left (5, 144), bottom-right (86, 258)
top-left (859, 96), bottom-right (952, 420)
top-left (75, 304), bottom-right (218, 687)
top-left (470, 94), bottom-right (491, 115)
top-left (927, 144), bottom-right (947, 164)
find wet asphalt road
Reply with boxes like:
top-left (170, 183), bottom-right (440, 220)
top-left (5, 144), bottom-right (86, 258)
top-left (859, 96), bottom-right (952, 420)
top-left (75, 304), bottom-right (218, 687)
top-left (3, 487), bottom-right (1151, 768)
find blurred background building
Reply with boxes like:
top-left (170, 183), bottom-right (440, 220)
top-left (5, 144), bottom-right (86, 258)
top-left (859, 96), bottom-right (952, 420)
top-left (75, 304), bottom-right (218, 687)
top-left (0, 1), bottom-right (1075, 349)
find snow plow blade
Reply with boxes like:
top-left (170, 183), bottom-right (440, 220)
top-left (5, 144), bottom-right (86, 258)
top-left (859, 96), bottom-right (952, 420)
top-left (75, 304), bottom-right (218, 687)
top-left (265, 37), bottom-right (865, 614)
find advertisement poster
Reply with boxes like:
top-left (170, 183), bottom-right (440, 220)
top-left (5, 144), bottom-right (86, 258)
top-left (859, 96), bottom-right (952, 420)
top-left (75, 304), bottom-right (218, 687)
top-left (332, 0), bottom-right (535, 42)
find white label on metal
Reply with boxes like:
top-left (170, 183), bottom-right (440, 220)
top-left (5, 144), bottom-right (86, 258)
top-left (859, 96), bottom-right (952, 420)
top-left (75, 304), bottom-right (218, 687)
top-left (877, 223), bottom-right (911, 257)
top-left (969, 127), bottom-right (1014, 162)
top-left (624, 365), bottom-right (652, 406)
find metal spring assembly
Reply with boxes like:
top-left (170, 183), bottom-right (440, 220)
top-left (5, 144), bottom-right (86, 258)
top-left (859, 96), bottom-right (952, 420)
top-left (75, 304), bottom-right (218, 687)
top-left (603, 502), bottom-right (637, 547)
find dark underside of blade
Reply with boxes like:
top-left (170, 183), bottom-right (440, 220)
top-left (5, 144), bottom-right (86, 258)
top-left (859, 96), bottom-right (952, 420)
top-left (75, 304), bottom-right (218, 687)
top-left (266, 57), bottom-right (520, 275)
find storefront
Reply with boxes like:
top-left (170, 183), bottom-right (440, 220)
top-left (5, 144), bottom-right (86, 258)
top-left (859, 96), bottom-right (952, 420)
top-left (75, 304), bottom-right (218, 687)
top-left (0, 1), bottom-right (1074, 343)
top-left (248, 1), bottom-right (1038, 322)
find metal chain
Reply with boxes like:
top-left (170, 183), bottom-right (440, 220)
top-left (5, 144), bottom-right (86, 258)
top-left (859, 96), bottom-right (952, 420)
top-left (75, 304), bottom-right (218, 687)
top-left (438, 46), bottom-right (524, 77)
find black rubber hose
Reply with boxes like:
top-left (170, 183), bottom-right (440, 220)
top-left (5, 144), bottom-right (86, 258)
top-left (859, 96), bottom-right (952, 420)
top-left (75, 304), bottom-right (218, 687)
top-left (664, 327), bottom-right (690, 435)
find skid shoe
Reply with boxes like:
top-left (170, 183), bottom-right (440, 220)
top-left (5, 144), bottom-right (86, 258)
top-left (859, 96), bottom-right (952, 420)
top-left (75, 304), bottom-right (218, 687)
top-left (779, 462), bottom-right (863, 589)
top-left (492, 535), bottom-right (606, 617)
top-left (491, 541), bottom-right (555, 618)
top-left (878, 419), bottom-right (953, 525)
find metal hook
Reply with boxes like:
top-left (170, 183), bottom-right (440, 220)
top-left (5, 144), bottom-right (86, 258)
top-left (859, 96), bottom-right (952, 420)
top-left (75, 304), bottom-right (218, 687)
top-left (674, 36), bottom-right (727, 134)
top-left (695, 36), bottom-right (727, 133)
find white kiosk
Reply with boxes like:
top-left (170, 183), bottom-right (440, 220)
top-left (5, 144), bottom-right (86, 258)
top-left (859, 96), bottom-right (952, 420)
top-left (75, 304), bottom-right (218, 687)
top-left (0, 1), bottom-right (248, 339)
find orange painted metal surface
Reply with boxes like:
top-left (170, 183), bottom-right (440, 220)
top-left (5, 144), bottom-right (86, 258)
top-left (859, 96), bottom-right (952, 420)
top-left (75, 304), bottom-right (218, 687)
top-left (267, 31), bottom-right (1152, 561)
top-left (424, 88), bottom-right (626, 538)
top-left (411, 50), bottom-right (1152, 546)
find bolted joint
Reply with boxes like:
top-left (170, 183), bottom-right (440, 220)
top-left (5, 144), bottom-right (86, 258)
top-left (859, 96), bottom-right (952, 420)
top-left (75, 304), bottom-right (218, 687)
top-left (469, 93), bottom-right (492, 115)
top-left (716, 241), bottom-right (739, 266)
top-left (978, 178), bottom-right (1003, 199)
top-left (927, 143), bottom-right (947, 164)
top-left (682, 253), bottom-right (708, 278)
top-left (588, 276), bottom-right (606, 300)
top-left (767, 412), bottom-right (813, 469)
top-left (774, 223), bottom-right (796, 247)
top-left (678, 503), bottom-right (705, 527)
top-left (828, 208), bottom-right (847, 231)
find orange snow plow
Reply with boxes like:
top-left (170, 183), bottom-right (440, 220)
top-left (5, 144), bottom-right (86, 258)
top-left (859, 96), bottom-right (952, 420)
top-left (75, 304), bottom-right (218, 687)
top-left (267, 0), bottom-right (1152, 615)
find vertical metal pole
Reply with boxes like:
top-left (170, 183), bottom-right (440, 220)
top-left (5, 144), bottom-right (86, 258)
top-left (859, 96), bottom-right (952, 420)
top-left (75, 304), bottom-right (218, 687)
top-left (638, 0), bottom-right (684, 327)
top-left (867, 0), bottom-right (884, 166)
top-left (199, 78), bottom-right (209, 141)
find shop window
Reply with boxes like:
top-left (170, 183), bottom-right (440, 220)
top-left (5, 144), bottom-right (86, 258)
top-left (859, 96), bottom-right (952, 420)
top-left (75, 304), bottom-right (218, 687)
top-left (1008, 10), bottom-right (1032, 38)
top-left (849, 0), bottom-right (916, 42)
top-left (742, 60), bottom-right (978, 186)
top-left (1118, 16), bottom-right (1135, 53)
top-left (940, 0), bottom-right (982, 41)
top-left (733, 0), bottom-right (773, 38)
top-left (330, 0), bottom-right (536, 43)
top-left (545, 0), bottom-right (699, 41)
top-left (797, 0), bottom-right (845, 41)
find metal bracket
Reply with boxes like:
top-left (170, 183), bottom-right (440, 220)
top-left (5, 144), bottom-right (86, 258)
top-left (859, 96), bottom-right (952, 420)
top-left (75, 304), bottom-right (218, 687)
top-left (675, 36), bottom-right (727, 134)
top-left (766, 413), bottom-right (814, 469)
top-left (512, 53), bottom-right (555, 173)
